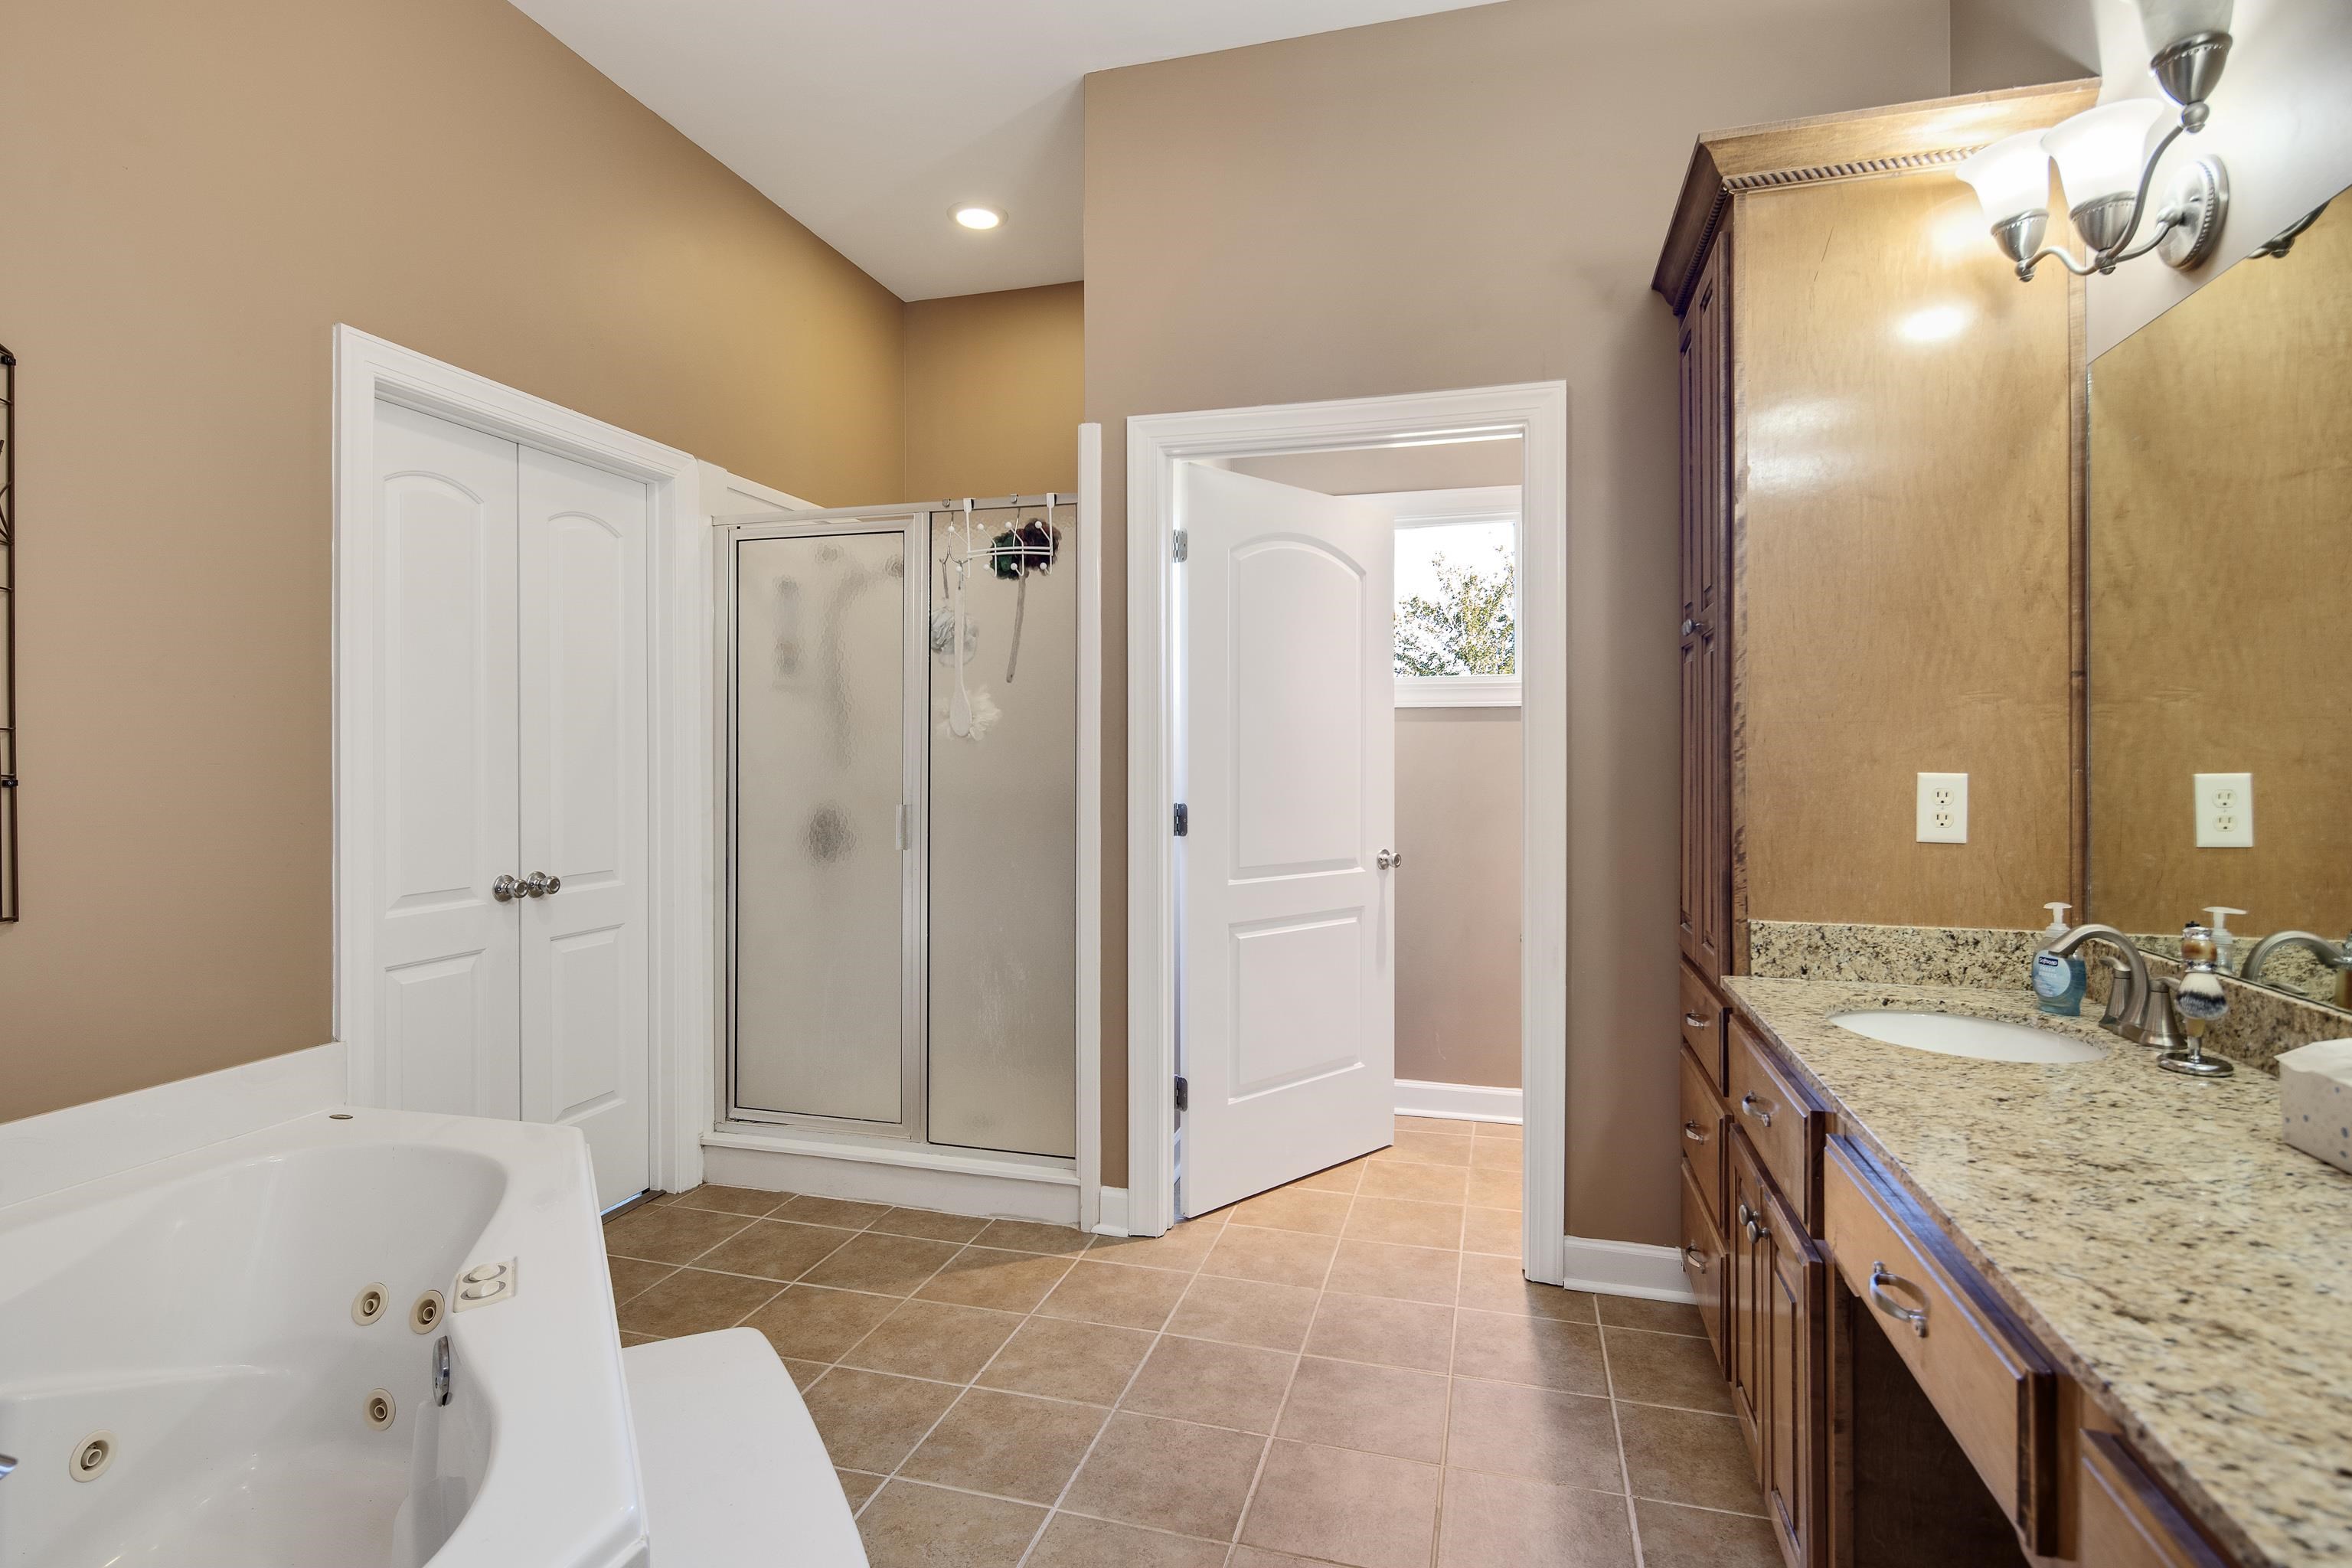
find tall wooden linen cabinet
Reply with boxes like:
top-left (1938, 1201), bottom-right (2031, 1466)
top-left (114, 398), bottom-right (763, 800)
top-left (1654, 81), bottom-right (2094, 1568)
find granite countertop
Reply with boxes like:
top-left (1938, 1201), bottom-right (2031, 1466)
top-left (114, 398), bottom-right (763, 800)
top-left (1725, 975), bottom-right (2352, 1568)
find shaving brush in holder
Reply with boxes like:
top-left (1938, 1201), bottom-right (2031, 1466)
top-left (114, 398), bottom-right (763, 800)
top-left (2160, 922), bottom-right (2235, 1078)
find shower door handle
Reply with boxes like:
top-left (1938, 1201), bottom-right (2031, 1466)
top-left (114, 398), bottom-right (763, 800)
top-left (896, 803), bottom-right (913, 851)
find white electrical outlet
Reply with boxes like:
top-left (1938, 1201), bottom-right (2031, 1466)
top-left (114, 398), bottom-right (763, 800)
top-left (2194, 773), bottom-right (2254, 848)
top-left (1916, 773), bottom-right (1968, 844)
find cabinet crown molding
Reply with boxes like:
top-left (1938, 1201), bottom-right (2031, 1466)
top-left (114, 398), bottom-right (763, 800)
top-left (1651, 78), bottom-right (2102, 315)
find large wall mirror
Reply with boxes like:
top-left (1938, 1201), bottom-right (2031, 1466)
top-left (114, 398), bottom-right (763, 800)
top-left (2088, 183), bottom-right (2352, 1012)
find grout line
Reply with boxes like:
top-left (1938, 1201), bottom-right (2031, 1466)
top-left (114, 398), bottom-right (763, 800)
top-left (1012, 1211), bottom-right (1241, 1567)
top-left (1428, 1231), bottom-right (1465, 1567)
top-left (1599, 1324), bottom-right (1648, 1568)
top-left (626, 1155), bottom-right (1768, 1561)
top-left (838, 1240), bottom-right (1084, 1523)
top-left (1220, 1156), bottom-right (1363, 1560)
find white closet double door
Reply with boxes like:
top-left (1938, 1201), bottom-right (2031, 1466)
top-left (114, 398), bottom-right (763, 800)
top-left (368, 400), bottom-right (652, 1210)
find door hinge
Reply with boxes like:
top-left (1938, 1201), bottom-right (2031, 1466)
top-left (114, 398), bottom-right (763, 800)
top-left (1171, 530), bottom-right (1188, 563)
top-left (1174, 1076), bottom-right (1189, 1113)
top-left (1173, 802), bottom-right (1188, 837)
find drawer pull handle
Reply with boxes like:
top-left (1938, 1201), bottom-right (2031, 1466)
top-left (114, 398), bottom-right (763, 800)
top-left (1684, 1011), bottom-right (1709, 1028)
top-left (1682, 1243), bottom-right (1707, 1269)
top-left (1739, 1092), bottom-right (1774, 1129)
top-left (1868, 1262), bottom-right (1929, 1338)
top-left (1682, 1120), bottom-right (1710, 1145)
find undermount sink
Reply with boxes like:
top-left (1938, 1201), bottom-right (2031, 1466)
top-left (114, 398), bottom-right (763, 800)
top-left (1829, 1011), bottom-right (2105, 1064)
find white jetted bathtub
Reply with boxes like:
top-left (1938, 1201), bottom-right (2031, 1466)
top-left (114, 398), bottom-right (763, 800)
top-left (0, 1108), bottom-right (647, 1568)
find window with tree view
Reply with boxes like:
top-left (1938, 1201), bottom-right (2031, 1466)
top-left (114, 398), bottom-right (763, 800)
top-left (1394, 514), bottom-right (1517, 705)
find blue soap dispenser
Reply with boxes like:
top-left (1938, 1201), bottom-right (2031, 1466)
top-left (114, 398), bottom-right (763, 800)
top-left (2032, 902), bottom-right (2087, 1016)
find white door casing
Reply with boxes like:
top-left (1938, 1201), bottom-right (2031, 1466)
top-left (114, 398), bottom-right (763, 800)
top-left (519, 448), bottom-right (653, 1207)
top-left (1127, 383), bottom-right (1568, 1281)
top-left (1178, 464), bottom-right (1396, 1217)
top-left (368, 401), bottom-right (523, 1122)
top-left (336, 326), bottom-right (707, 1200)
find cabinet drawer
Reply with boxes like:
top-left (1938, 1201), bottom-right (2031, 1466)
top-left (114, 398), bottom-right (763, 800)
top-left (1679, 1157), bottom-right (1727, 1371)
top-left (1681, 962), bottom-right (1727, 1091)
top-left (2078, 1430), bottom-right (2228, 1568)
top-left (1823, 1138), bottom-right (2060, 1557)
top-left (1679, 1044), bottom-right (1724, 1230)
top-left (1727, 1014), bottom-right (1822, 1228)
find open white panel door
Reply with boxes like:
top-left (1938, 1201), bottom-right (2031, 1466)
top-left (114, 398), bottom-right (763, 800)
top-left (518, 448), bottom-right (652, 1209)
top-left (1179, 463), bottom-right (1395, 1217)
top-left (368, 402), bottom-right (522, 1120)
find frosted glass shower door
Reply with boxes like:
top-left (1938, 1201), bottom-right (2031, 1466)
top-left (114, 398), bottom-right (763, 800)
top-left (730, 521), bottom-right (924, 1129)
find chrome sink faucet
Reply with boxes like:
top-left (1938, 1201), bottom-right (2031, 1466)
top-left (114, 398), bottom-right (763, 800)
top-left (2239, 929), bottom-right (2352, 1009)
top-left (2044, 923), bottom-right (2168, 1045)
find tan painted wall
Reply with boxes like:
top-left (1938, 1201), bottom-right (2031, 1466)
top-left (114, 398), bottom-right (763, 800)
top-left (1084, 0), bottom-right (1949, 1243)
top-left (903, 284), bottom-right (1085, 501)
top-left (1397, 710), bottom-right (1523, 1089)
top-left (0, 0), bottom-right (907, 1122)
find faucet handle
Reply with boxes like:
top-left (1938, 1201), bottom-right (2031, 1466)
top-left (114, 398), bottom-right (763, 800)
top-left (2096, 956), bottom-right (2136, 1032)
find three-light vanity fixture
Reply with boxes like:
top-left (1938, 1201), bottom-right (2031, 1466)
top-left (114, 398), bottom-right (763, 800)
top-left (1958, 0), bottom-right (2234, 281)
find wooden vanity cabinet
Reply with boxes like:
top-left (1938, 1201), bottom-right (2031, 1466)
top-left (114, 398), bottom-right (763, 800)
top-left (1824, 1136), bottom-right (2063, 1560)
top-left (1655, 82), bottom-right (2101, 1568)
top-left (1656, 80), bottom-right (2092, 991)
top-left (1727, 1125), bottom-right (1826, 1565)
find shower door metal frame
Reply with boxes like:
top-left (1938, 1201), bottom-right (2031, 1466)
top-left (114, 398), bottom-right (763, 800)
top-left (724, 508), bottom-right (931, 1140)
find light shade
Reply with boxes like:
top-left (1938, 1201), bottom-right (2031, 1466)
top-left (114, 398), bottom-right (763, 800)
top-left (2132, 0), bottom-right (2233, 54)
top-left (1957, 131), bottom-right (2053, 225)
top-left (953, 205), bottom-right (1003, 230)
top-left (2043, 100), bottom-right (2169, 210)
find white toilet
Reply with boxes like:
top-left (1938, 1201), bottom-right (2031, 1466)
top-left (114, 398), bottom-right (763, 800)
top-left (622, 1328), bottom-right (870, 1566)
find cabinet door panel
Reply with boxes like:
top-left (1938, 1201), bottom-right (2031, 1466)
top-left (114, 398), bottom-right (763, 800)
top-left (1678, 237), bottom-right (1730, 982)
top-left (1760, 1174), bottom-right (1824, 1567)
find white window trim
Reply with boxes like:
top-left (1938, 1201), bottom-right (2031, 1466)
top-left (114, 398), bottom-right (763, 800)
top-left (1371, 485), bottom-right (1522, 707)
top-left (1397, 674), bottom-right (1521, 708)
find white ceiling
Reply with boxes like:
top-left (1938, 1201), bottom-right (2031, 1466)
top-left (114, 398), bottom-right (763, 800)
top-left (510, 0), bottom-right (1500, 301)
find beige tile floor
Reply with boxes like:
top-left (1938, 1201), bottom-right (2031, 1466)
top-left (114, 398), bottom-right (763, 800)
top-left (604, 1116), bottom-right (1779, 1568)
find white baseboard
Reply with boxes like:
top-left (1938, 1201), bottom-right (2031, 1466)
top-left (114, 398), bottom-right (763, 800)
top-left (1094, 1186), bottom-right (1130, 1236)
top-left (1394, 1079), bottom-right (1523, 1125)
top-left (0, 1042), bottom-right (346, 1212)
top-left (1560, 1235), bottom-right (1697, 1303)
top-left (701, 1130), bottom-right (1080, 1227)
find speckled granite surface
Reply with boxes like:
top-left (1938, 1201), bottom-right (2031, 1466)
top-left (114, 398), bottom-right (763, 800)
top-left (1753, 920), bottom-right (2352, 1075)
top-left (1727, 975), bottom-right (2352, 1568)
top-left (1748, 920), bottom-right (2040, 985)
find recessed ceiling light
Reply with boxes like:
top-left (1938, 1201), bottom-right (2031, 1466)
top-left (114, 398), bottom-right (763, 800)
top-left (954, 206), bottom-right (1003, 231)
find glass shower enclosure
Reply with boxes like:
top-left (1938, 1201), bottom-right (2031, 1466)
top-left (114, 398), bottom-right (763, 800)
top-left (725, 501), bottom-right (1076, 1161)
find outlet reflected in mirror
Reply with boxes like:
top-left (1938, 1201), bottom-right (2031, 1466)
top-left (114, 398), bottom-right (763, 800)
top-left (2087, 183), bottom-right (2351, 1011)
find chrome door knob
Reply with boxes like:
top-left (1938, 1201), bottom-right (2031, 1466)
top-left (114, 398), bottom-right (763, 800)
top-left (1377, 849), bottom-right (1403, 871)
top-left (492, 874), bottom-right (521, 903)
top-left (523, 871), bottom-right (561, 898)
